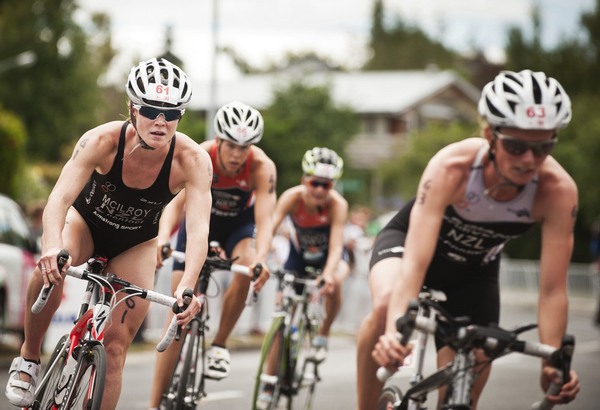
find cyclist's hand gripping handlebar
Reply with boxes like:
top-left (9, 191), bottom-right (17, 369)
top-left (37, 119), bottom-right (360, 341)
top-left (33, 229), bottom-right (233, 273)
top-left (531, 335), bottom-right (575, 410)
top-left (32, 249), bottom-right (70, 314)
top-left (376, 299), bottom-right (420, 382)
top-left (160, 242), bottom-right (172, 262)
top-left (245, 263), bottom-right (261, 306)
top-left (175, 288), bottom-right (194, 341)
top-left (157, 288), bottom-right (194, 352)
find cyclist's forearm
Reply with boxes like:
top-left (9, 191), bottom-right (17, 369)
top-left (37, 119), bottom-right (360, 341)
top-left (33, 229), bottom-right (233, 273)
top-left (537, 288), bottom-right (568, 353)
top-left (321, 246), bottom-right (343, 279)
top-left (158, 192), bottom-right (185, 244)
top-left (254, 223), bottom-right (274, 264)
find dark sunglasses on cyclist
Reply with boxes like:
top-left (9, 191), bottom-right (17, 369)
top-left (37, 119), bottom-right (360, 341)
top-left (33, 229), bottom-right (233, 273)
top-left (306, 177), bottom-right (333, 190)
top-left (493, 130), bottom-right (557, 158)
top-left (134, 105), bottom-right (183, 122)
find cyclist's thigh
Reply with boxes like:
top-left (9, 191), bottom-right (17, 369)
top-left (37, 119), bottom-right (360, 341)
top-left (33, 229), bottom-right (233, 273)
top-left (104, 238), bottom-right (156, 343)
top-left (60, 207), bottom-right (95, 266)
top-left (369, 257), bottom-right (402, 315)
top-left (226, 221), bottom-right (256, 264)
top-left (332, 259), bottom-right (350, 284)
top-left (231, 237), bottom-right (255, 266)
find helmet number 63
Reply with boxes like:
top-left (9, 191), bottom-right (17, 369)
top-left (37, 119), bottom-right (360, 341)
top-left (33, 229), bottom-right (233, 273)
top-left (526, 106), bottom-right (545, 118)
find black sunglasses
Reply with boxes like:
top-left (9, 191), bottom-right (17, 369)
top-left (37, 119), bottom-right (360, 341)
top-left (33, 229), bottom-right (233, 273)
top-left (134, 105), bottom-right (183, 122)
top-left (306, 177), bottom-right (333, 190)
top-left (493, 130), bottom-right (557, 158)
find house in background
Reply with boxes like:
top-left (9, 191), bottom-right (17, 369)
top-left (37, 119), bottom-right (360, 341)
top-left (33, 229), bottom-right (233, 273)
top-left (190, 67), bottom-right (479, 168)
top-left (189, 65), bottom-right (480, 206)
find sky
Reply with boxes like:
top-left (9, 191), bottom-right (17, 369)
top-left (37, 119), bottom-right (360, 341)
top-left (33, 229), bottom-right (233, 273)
top-left (74, 0), bottom-right (596, 87)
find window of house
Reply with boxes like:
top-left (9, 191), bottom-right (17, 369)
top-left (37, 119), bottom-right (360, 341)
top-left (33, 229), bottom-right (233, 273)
top-left (388, 117), bottom-right (404, 135)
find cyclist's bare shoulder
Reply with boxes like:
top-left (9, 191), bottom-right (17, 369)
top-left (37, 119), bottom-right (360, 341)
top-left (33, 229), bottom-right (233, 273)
top-left (278, 185), bottom-right (304, 211)
top-left (249, 146), bottom-right (276, 193)
top-left (199, 139), bottom-right (214, 152)
top-left (328, 188), bottom-right (348, 209)
top-left (171, 132), bottom-right (212, 192)
top-left (69, 121), bottom-right (123, 171)
top-left (421, 138), bottom-right (484, 199)
top-left (250, 145), bottom-right (276, 173)
top-left (533, 156), bottom-right (578, 220)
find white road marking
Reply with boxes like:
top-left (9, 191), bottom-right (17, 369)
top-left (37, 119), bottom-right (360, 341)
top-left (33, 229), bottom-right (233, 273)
top-left (202, 390), bottom-right (245, 402)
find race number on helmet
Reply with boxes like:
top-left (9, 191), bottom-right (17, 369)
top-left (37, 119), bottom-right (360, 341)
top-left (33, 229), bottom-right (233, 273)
top-left (214, 101), bottom-right (264, 145)
top-left (126, 57), bottom-right (192, 110)
top-left (302, 147), bottom-right (344, 180)
top-left (478, 69), bottom-right (571, 130)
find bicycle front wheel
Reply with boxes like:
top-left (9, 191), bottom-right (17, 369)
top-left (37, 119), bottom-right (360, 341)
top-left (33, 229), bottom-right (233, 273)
top-left (251, 315), bottom-right (287, 410)
top-left (376, 385), bottom-right (403, 410)
top-left (34, 334), bottom-right (70, 410)
top-left (61, 344), bottom-right (106, 410)
top-left (290, 319), bottom-right (318, 410)
top-left (175, 319), bottom-right (201, 410)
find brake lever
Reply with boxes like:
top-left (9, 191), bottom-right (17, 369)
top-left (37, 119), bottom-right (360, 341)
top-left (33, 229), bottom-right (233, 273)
top-left (174, 288), bottom-right (194, 341)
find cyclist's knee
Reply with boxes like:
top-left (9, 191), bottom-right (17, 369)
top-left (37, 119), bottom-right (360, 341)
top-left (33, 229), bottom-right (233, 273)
top-left (370, 300), bottom-right (389, 331)
top-left (104, 342), bottom-right (127, 372)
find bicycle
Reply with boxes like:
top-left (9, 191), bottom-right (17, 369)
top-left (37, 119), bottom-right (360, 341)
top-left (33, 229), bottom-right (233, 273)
top-left (27, 249), bottom-right (185, 410)
top-left (251, 268), bottom-right (324, 410)
top-left (375, 289), bottom-right (575, 410)
top-left (159, 244), bottom-right (256, 410)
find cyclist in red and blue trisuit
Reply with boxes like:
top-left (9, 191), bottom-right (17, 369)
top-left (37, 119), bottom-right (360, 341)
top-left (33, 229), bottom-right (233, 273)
top-left (256, 147), bottom-right (349, 408)
top-left (149, 101), bottom-right (276, 410)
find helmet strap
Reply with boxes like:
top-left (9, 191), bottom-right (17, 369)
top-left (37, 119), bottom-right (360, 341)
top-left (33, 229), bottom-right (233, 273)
top-left (484, 140), bottom-right (525, 198)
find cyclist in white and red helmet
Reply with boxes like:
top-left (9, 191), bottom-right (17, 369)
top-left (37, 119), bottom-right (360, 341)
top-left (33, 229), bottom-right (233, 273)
top-left (357, 70), bottom-right (580, 410)
top-left (148, 101), bottom-right (276, 409)
top-left (5, 58), bottom-right (211, 410)
top-left (256, 147), bottom-right (350, 408)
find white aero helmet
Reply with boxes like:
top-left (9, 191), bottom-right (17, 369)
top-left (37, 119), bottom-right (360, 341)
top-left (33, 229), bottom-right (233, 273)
top-left (302, 147), bottom-right (344, 180)
top-left (214, 101), bottom-right (264, 145)
top-left (478, 69), bottom-right (571, 130)
top-left (126, 58), bottom-right (192, 110)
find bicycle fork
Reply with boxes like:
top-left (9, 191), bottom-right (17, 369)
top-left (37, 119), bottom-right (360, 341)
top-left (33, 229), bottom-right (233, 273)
top-left (442, 350), bottom-right (475, 410)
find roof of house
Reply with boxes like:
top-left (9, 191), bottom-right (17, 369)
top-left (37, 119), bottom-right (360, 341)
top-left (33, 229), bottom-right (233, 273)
top-left (189, 70), bottom-right (481, 114)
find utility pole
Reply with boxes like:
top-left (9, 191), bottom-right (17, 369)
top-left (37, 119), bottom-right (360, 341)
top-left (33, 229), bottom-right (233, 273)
top-left (205, 0), bottom-right (219, 140)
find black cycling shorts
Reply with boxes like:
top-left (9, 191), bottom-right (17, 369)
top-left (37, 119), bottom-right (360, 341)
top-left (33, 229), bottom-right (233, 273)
top-left (370, 199), bottom-right (501, 351)
top-left (173, 207), bottom-right (256, 271)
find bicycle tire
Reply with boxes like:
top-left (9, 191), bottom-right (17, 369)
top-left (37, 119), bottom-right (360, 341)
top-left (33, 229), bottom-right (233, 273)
top-left (290, 318), bottom-right (318, 410)
top-left (251, 315), bottom-right (287, 410)
top-left (175, 319), bottom-right (201, 410)
top-left (376, 385), bottom-right (403, 410)
top-left (34, 334), bottom-right (70, 410)
top-left (60, 344), bottom-right (106, 410)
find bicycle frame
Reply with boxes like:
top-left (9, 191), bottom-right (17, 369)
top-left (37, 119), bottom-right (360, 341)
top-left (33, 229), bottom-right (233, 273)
top-left (251, 269), bottom-right (323, 410)
top-left (160, 250), bottom-right (252, 410)
top-left (376, 292), bottom-right (575, 410)
top-left (31, 251), bottom-right (181, 410)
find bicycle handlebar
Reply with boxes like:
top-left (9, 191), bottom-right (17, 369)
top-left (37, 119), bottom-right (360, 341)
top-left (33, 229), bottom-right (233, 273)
top-left (165, 248), bottom-right (256, 306)
top-left (376, 297), bottom-right (575, 409)
top-left (33, 250), bottom-right (184, 352)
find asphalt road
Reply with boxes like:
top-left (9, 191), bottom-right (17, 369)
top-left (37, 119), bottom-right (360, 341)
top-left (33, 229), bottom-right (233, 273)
top-left (0, 303), bottom-right (598, 410)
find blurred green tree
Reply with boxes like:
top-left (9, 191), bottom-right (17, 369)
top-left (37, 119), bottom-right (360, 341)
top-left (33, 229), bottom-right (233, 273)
top-left (0, 106), bottom-right (27, 198)
top-left (503, 1), bottom-right (600, 261)
top-left (376, 121), bottom-right (479, 200)
top-left (260, 80), bottom-right (360, 195)
top-left (363, 0), bottom-right (457, 71)
top-left (0, 0), bottom-right (115, 162)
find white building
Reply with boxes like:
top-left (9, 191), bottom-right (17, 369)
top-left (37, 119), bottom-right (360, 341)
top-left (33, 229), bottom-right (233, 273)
top-left (190, 68), bottom-right (480, 170)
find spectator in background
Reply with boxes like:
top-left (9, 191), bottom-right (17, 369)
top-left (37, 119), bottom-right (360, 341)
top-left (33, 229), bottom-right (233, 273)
top-left (26, 199), bottom-right (46, 252)
top-left (344, 205), bottom-right (371, 272)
